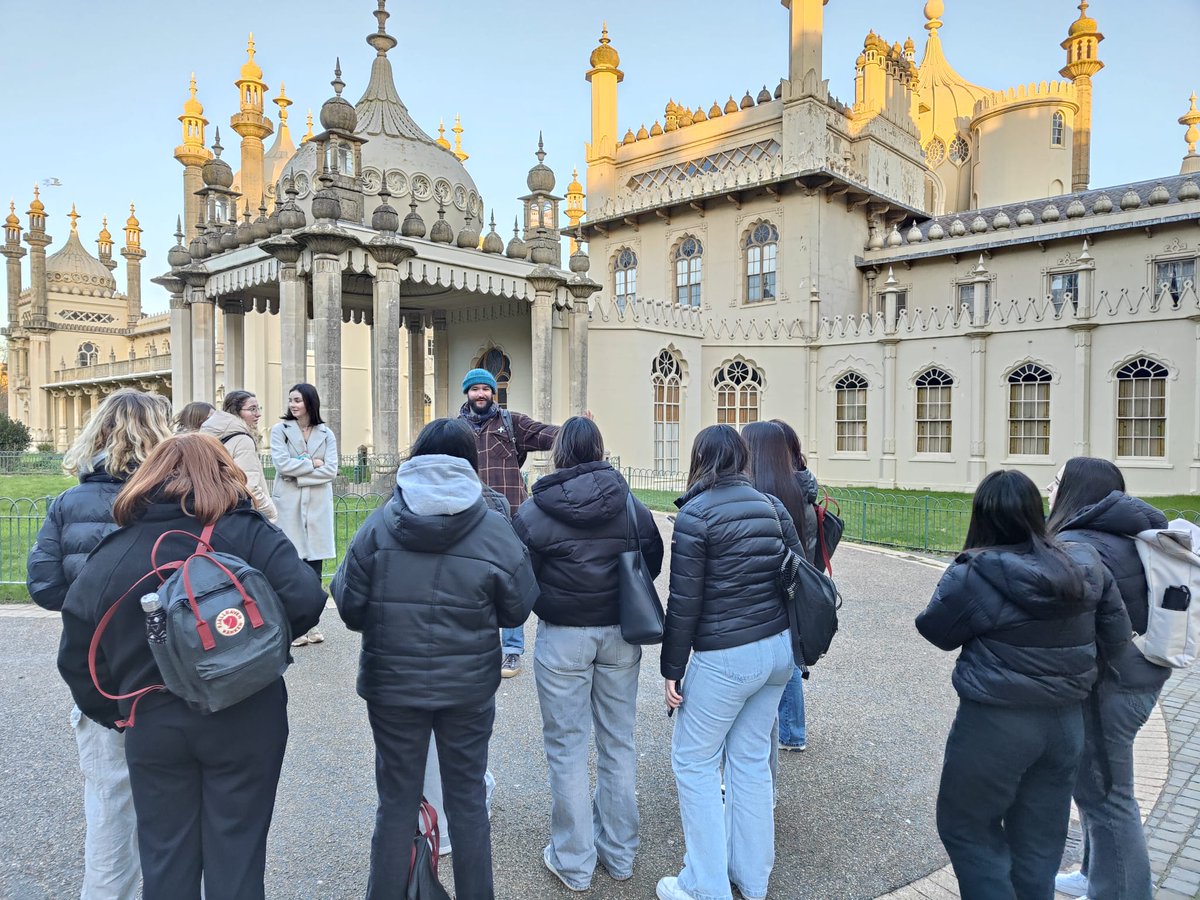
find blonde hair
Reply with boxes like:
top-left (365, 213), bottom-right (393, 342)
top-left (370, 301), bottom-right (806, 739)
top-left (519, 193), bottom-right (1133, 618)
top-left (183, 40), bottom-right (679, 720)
top-left (63, 388), bottom-right (174, 479)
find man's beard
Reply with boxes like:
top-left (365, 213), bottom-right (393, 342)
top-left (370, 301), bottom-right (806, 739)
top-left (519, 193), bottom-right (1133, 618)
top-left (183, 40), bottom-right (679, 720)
top-left (470, 397), bottom-right (493, 414)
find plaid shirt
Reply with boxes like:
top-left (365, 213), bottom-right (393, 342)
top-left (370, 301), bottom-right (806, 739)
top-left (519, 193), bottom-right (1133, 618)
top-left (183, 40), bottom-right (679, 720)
top-left (460, 406), bottom-right (558, 508)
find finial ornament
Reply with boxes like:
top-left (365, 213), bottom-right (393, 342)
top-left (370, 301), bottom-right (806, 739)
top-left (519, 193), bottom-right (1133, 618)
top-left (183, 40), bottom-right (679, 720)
top-left (923, 0), bottom-right (944, 32)
top-left (68, 204), bottom-right (79, 232)
top-left (332, 59), bottom-right (345, 96)
top-left (537, 132), bottom-right (546, 164)
top-left (213, 126), bottom-right (223, 156)
top-left (452, 114), bottom-right (468, 162)
top-left (303, 110), bottom-right (314, 143)
top-left (275, 82), bottom-right (292, 123)
top-left (1181, 92), bottom-right (1200, 156)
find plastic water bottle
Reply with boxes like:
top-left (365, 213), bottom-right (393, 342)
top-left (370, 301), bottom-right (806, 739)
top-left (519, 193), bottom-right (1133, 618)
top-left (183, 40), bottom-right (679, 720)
top-left (141, 593), bottom-right (167, 645)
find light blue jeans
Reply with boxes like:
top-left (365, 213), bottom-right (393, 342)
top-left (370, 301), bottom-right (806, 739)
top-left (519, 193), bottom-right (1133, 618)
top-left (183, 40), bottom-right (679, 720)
top-left (777, 665), bottom-right (807, 746)
top-left (534, 621), bottom-right (641, 890)
top-left (672, 630), bottom-right (793, 900)
top-left (502, 625), bottom-right (525, 656)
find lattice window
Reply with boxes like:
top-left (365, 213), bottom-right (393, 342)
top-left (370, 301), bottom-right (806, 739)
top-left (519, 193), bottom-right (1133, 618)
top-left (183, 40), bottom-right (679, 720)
top-left (949, 135), bottom-right (970, 164)
top-left (835, 373), bottom-right (868, 453)
top-left (714, 360), bottom-right (762, 430)
top-left (614, 247), bottom-right (638, 310)
top-left (626, 139), bottom-right (782, 191)
top-left (652, 350), bottom-right (682, 473)
top-left (925, 137), bottom-right (945, 167)
top-left (915, 368), bottom-right (953, 454)
top-left (745, 222), bottom-right (779, 303)
top-left (76, 341), bottom-right (100, 367)
top-left (1007, 365), bottom-right (1052, 456)
top-left (1116, 358), bottom-right (1167, 458)
top-left (476, 347), bottom-right (512, 410)
top-left (673, 237), bottom-right (703, 307)
top-left (58, 309), bottom-right (115, 324)
top-left (1051, 111), bottom-right (1065, 147)
top-left (1049, 272), bottom-right (1079, 313)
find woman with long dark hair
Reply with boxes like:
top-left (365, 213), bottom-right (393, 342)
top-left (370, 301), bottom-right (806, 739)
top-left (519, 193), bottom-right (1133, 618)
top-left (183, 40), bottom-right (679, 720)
top-left (513, 417), bottom-right (663, 890)
top-left (658, 425), bottom-right (801, 900)
top-left (1047, 458), bottom-right (1170, 900)
top-left (332, 418), bottom-right (538, 900)
top-left (770, 419), bottom-right (818, 565)
top-left (56, 433), bottom-right (326, 900)
top-left (916, 470), bottom-right (1131, 899)
top-left (28, 388), bottom-right (174, 899)
top-left (269, 383), bottom-right (336, 646)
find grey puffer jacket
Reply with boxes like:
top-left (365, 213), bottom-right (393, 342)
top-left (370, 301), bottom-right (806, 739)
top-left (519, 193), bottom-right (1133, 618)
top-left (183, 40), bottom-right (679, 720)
top-left (1056, 491), bottom-right (1171, 693)
top-left (916, 540), bottom-right (1132, 707)
top-left (27, 464), bottom-right (125, 611)
top-left (661, 475), bottom-right (801, 681)
top-left (332, 455), bottom-right (539, 709)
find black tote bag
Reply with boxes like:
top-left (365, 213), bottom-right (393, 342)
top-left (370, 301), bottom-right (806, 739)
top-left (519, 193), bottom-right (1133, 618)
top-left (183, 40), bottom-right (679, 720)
top-left (768, 501), bottom-right (841, 666)
top-left (617, 492), bottom-right (665, 645)
top-left (407, 800), bottom-right (451, 900)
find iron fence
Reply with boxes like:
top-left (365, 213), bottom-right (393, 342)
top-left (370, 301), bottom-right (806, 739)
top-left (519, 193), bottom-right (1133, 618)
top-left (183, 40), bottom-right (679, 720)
top-left (0, 452), bottom-right (67, 475)
top-left (0, 497), bottom-right (52, 589)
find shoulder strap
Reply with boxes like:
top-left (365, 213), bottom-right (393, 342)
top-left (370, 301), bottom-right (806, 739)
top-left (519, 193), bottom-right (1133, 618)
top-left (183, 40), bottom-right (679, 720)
top-left (624, 491), bottom-right (639, 551)
top-left (500, 408), bottom-right (516, 441)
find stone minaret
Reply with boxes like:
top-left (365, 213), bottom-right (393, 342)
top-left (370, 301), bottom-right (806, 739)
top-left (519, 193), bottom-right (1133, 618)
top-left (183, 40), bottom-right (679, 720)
top-left (2, 202), bottom-right (26, 417)
top-left (120, 204), bottom-right (145, 328)
top-left (175, 75), bottom-right (212, 241)
top-left (1059, 1), bottom-right (1104, 192)
top-left (782, 0), bottom-right (829, 98)
top-left (585, 25), bottom-right (623, 204)
top-left (231, 34), bottom-right (273, 217)
top-left (96, 217), bottom-right (116, 273)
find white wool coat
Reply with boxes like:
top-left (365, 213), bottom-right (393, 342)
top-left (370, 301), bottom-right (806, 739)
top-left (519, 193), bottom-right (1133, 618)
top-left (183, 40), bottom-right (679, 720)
top-left (269, 420), bottom-right (338, 561)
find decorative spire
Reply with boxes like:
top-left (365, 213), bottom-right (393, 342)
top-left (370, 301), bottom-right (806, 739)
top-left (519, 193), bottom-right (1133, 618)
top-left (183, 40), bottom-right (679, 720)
top-left (274, 81), bottom-right (292, 126)
top-left (5, 200), bottom-right (18, 231)
top-left (240, 32), bottom-right (263, 81)
top-left (436, 120), bottom-right (451, 150)
top-left (923, 0), bottom-right (944, 34)
top-left (98, 216), bottom-right (112, 247)
top-left (332, 58), bottom-right (345, 97)
top-left (452, 114), bottom-right (468, 162)
top-left (367, 0), bottom-right (398, 55)
top-left (29, 184), bottom-right (45, 215)
top-left (1181, 92), bottom-right (1200, 156)
top-left (212, 126), bottom-right (224, 157)
top-left (68, 204), bottom-right (79, 232)
top-left (536, 131), bottom-right (546, 164)
top-left (303, 110), bottom-right (314, 143)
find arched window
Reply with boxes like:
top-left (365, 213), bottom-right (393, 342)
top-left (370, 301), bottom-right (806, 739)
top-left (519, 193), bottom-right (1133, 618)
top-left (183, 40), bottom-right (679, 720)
top-left (673, 236), bottom-right (703, 307)
top-left (614, 248), bottom-right (638, 310)
top-left (915, 368), bottom-right (954, 454)
top-left (1007, 364), bottom-right (1052, 456)
top-left (835, 373), bottom-right (868, 452)
top-left (949, 135), bottom-right (970, 165)
top-left (652, 350), bottom-right (682, 473)
top-left (745, 222), bottom-right (779, 303)
top-left (1051, 111), bottom-right (1065, 147)
top-left (77, 342), bottom-right (99, 367)
top-left (714, 360), bottom-right (762, 429)
top-left (1116, 357), bottom-right (1168, 458)
top-left (476, 346), bottom-right (512, 410)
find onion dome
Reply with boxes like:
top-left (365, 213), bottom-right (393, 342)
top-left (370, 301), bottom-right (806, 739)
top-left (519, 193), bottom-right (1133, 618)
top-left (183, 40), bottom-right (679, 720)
top-left (1067, 197), bottom-right (1087, 218)
top-left (429, 203), bottom-right (454, 243)
top-left (46, 218), bottom-right (118, 294)
top-left (279, 178), bottom-right (307, 231)
top-left (856, 52), bottom-right (867, 69)
top-left (481, 212), bottom-right (503, 254)
top-left (774, 80), bottom-right (783, 99)
top-left (622, 128), bottom-right (636, 144)
top-left (267, 196), bottom-right (284, 235)
top-left (1068, 0), bottom-right (1098, 37)
top-left (526, 133), bottom-right (556, 193)
top-left (589, 24), bottom-right (620, 71)
top-left (401, 200), bottom-right (426, 238)
top-left (709, 102), bottom-right (722, 118)
top-left (649, 121), bottom-right (663, 136)
top-left (311, 167), bottom-right (343, 221)
top-left (28, 185), bottom-right (45, 216)
top-left (202, 129), bottom-right (234, 188)
top-left (970, 215), bottom-right (988, 233)
top-left (948, 218), bottom-right (966, 237)
top-left (992, 210), bottom-right (1011, 229)
top-left (455, 213), bottom-right (480, 248)
top-left (240, 32), bottom-right (264, 82)
top-left (189, 217), bottom-right (208, 259)
top-left (220, 220), bottom-right (239, 251)
top-left (183, 72), bottom-right (204, 118)
top-left (757, 85), bottom-right (772, 104)
top-left (319, 59), bottom-right (357, 133)
top-left (1179, 181), bottom-right (1200, 202)
top-left (569, 244), bottom-right (589, 274)
top-left (237, 210), bottom-right (255, 245)
top-left (5, 200), bottom-right (19, 230)
top-left (168, 217), bottom-right (191, 267)
top-left (1016, 208), bottom-right (1035, 226)
top-left (97, 216), bottom-right (112, 245)
top-left (693, 106), bottom-right (707, 123)
top-left (636, 123), bottom-right (649, 140)
top-left (1120, 189), bottom-right (1141, 210)
top-left (372, 187), bottom-right (401, 232)
top-left (904, 36), bottom-right (916, 54)
top-left (1148, 183), bottom-right (1170, 206)
top-left (724, 96), bottom-right (738, 114)
top-left (252, 198), bottom-right (271, 240)
top-left (740, 91), bottom-right (754, 109)
top-left (1092, 193), bottom-right (1113, 214)
top-left (505, 217), bottom-right (527, 259)
top-left (927, 221), bottom-right (945, 240)
top-left (530, 236), bottom-right (556, 265)
top-left (906, 222), bottom-right (923, 243)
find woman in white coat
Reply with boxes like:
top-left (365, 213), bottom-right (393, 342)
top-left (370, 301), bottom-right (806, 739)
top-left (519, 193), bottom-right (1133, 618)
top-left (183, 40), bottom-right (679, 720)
top-left (270, 382), bottom-right (337, 646)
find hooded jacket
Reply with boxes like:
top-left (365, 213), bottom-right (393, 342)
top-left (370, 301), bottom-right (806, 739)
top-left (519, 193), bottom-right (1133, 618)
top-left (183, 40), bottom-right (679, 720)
top-left (512, 461), bottom-right (664, 627)
top-left (201, 411), bottom-right (277, 522)
top-left (661, 475), bottom-right (801, 681)
top-left (27, 461), bottom-right (124, 611)
top-left (1056, 491), bottom-right (1171, 692)
top-left (331, 455), bottom-right (540, 709)
top-left (56, 500), bottom-right (326, 728)
top-left (796, 469), bottom-right (820, 565)
top-left (916, 540), bottom-right (1132, 707)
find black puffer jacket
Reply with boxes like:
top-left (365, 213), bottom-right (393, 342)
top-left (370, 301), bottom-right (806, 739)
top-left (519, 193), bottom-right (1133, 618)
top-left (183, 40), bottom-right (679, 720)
top-left (916, 540), bottom-right (1132, 707)
top-left (512, 461), bottom-right (663, 627)
top-left (332, 458), bottom-right (539, 710)
top-left (795, 469), bottom-right (819, 565)
top-left (57, 501), bottom-right (326, 728)
top-left (1057, 491), bottom-right (1170, 692)
top-left (661, 475), bottom-right (801, 681)
top-left (27, 465), bottom-right (125, 611)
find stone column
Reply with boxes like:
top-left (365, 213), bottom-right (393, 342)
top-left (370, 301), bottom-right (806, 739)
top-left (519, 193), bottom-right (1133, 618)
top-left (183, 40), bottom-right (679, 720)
top-left (405, 313), bottom-right (426, 444)
top-left (967, 334), bottom-right (988, 482)
top-left (1071, 325), bottom-right (1095, 457)
top-left (221, 298), bottom-right (246, 389)
top-left (262, 236), bottom-right (307, 392)
top-left (566, 276), bottom-right (600, 415)
top-left (71, 390), bottom-right (83, 441)
top-left (187, 274), bottom-right (215, 402)
top-left (3, 234), bottom-right (28, 420)
top-left (366, 232), bottom-right (414, 456)
top-left (24, 220), bottom-right (52, 433)
top-left (432, 313), bottom-right (449, 418)
top-left (56, 392), bottom-right (69, 451)
top-left (880, 340), bottom-right (898, 487)
top-left (167, 282), bottom-right (191, 404)
top-left (527, 267), bottom-right (566, 478)
top-left (882, 267), bottom-right (900, 334)
top-left (1192, 317), bottom-right (1200, 492)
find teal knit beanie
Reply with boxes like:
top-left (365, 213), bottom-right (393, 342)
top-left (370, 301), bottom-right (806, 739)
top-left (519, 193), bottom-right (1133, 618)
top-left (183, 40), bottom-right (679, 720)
top-left (462, 368), bottom-right (497, 394)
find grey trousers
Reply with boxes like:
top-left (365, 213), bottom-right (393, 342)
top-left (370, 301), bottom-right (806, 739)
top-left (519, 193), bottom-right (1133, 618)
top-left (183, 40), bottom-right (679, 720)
top-left (533, 621), bottom-right (642, 890)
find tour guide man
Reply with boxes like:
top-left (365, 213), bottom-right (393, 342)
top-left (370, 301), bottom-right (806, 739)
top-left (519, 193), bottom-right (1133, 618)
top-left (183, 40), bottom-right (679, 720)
top-left (459, 367), bottom-right (558, 678)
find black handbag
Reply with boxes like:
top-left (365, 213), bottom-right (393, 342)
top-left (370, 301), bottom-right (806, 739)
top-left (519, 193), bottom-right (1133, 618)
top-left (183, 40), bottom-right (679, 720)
top-left (617, 492), bottom-right (665, 645)
top-left (815, 490), bottom-right (844, 574)
top-left (768, 501), bottom-right (841, 666)
top-left (407, 800), bottom-right (451, 900)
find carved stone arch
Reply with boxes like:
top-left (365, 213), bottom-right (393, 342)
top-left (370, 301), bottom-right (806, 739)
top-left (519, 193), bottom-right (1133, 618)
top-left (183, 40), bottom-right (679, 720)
top-left (654, 343), bottom-right (690, 388)
top-left (907, 362), bottom-right (959, 388)
top-left (711, 354), bottom-right (766, 396)
top-left (999, 358), bottom-right (1061, 386)
top-left (1106, 351), bottom-right (1178, 383)
top-left (818, 354), bottom-right (882, 391)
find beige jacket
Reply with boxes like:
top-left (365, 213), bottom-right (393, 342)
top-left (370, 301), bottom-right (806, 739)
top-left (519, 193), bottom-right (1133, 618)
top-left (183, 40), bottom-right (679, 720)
top-left (201, 411), bottom-right (279, 522)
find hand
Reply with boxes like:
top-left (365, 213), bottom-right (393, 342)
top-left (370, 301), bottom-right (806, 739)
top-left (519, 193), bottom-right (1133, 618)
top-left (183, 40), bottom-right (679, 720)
top-left (664, 678), bottom-right (683, 711)
top-left (584, 409), bottom-right (595, 421)
top-left (311, 458), bottom-right (324, 468)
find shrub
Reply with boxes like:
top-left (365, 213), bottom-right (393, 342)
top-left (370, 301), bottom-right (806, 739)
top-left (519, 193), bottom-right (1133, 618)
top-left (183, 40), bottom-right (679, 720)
top-left (35, 442), bottom-right (54, 453)
top-left (0, 413), bottom-right (31, 452)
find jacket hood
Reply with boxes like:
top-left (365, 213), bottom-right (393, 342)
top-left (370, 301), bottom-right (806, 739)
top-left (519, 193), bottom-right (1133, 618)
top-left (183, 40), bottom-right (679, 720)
top-left (200, 410), bottom-right (252, 441)
top-left (79, 455), bottom-right (122, 485)
top-left (532, 461), bottom-right (627, 526)
top-left (961, 542), bottom-right (1088, 616)
top-left (388, 455), bottom-right (488, 551)
top-left (675, 473), bottom-right (751, 509)
top-left (1057, 491), bottom-right (1168, 539)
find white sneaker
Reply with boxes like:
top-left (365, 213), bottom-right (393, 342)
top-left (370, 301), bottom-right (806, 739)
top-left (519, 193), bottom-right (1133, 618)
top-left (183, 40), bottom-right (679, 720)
top-left (1054, 870), bottom-right (1088, 898)
top-left (656, 876), bottom-right (696, 900)
top-left (543, 845), bottom-right (589, 892)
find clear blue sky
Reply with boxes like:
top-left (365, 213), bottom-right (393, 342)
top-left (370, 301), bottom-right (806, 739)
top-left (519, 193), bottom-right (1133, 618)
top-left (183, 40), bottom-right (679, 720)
top-left (0, 0), bottom-right (1194, 314)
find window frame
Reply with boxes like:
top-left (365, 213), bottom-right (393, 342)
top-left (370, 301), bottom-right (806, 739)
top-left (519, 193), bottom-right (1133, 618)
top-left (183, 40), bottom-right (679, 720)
top-left (713, 359), bottom-right (762, 431)
top-left (614, 247), bottom-right (638, 311)
top-left (834, 372), bottom-right (868, 454)
top-left (744, 222), bottom-right (779, 304)
top-left (672, 236), bottom-right (703, 308)
top-left (1115, 357), bottom-right (1168, 460)
top-left (1153, 255), bottom-right (1196, 306)
top-left (1047, 269), bottom-right (1080, 314)
top-left (914, 367), bottom-right (954, 455)
top-left (1006, 364), bottom-right (1052, 457)
top-left (651, 350), bottom-right (683, 474)
top-left (1051, 111), bottom-right (1065, 148)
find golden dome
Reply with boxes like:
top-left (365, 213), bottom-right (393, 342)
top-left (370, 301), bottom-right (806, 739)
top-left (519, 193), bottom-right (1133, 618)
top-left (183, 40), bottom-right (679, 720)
top-left (239, 33), bottom-right (264, 82)
top-left (1068, 1), bottom-right (1098, 36)
top-left (126, 202), bottom-right (140, 230)
top-left (5, 201), bottom-right (19, 229)
top-left (28, 185), bottom-right (45, 215)
top-left (98, 216), bottom-right (112, 243)
top-left (589, 24), bottom-right (620, 71)
top-left (183, 73), bottom-right (204, 117)
top-left (567, 168), bottom-right (583, 197)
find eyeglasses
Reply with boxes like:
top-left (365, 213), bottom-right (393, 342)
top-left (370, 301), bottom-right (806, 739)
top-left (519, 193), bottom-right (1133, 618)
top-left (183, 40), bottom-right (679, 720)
top-left (242, 406), bottom-right (262, 414)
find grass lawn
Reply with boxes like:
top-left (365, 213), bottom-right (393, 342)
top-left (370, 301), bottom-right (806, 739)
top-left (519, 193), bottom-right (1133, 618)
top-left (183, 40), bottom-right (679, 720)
top-left (0, 474), bottom-right (76, 500)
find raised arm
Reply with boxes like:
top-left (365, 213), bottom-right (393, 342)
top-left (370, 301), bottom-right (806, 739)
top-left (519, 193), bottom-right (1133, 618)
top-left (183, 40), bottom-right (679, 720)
top-left (512, 412), bottom-right (559, 453)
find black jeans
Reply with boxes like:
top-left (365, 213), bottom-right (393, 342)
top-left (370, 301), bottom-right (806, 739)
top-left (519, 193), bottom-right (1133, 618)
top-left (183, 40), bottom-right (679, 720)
top-left (936, 699), bottom-right (1084, 900)
top-left (124, 681), bottom-right (289, 900)
top-left (366, 699), bottom-right (497, 900)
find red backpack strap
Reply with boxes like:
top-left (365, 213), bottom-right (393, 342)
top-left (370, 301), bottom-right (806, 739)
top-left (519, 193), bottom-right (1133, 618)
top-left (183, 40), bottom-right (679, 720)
top-left (88, 569), bottom-right (168, 729)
